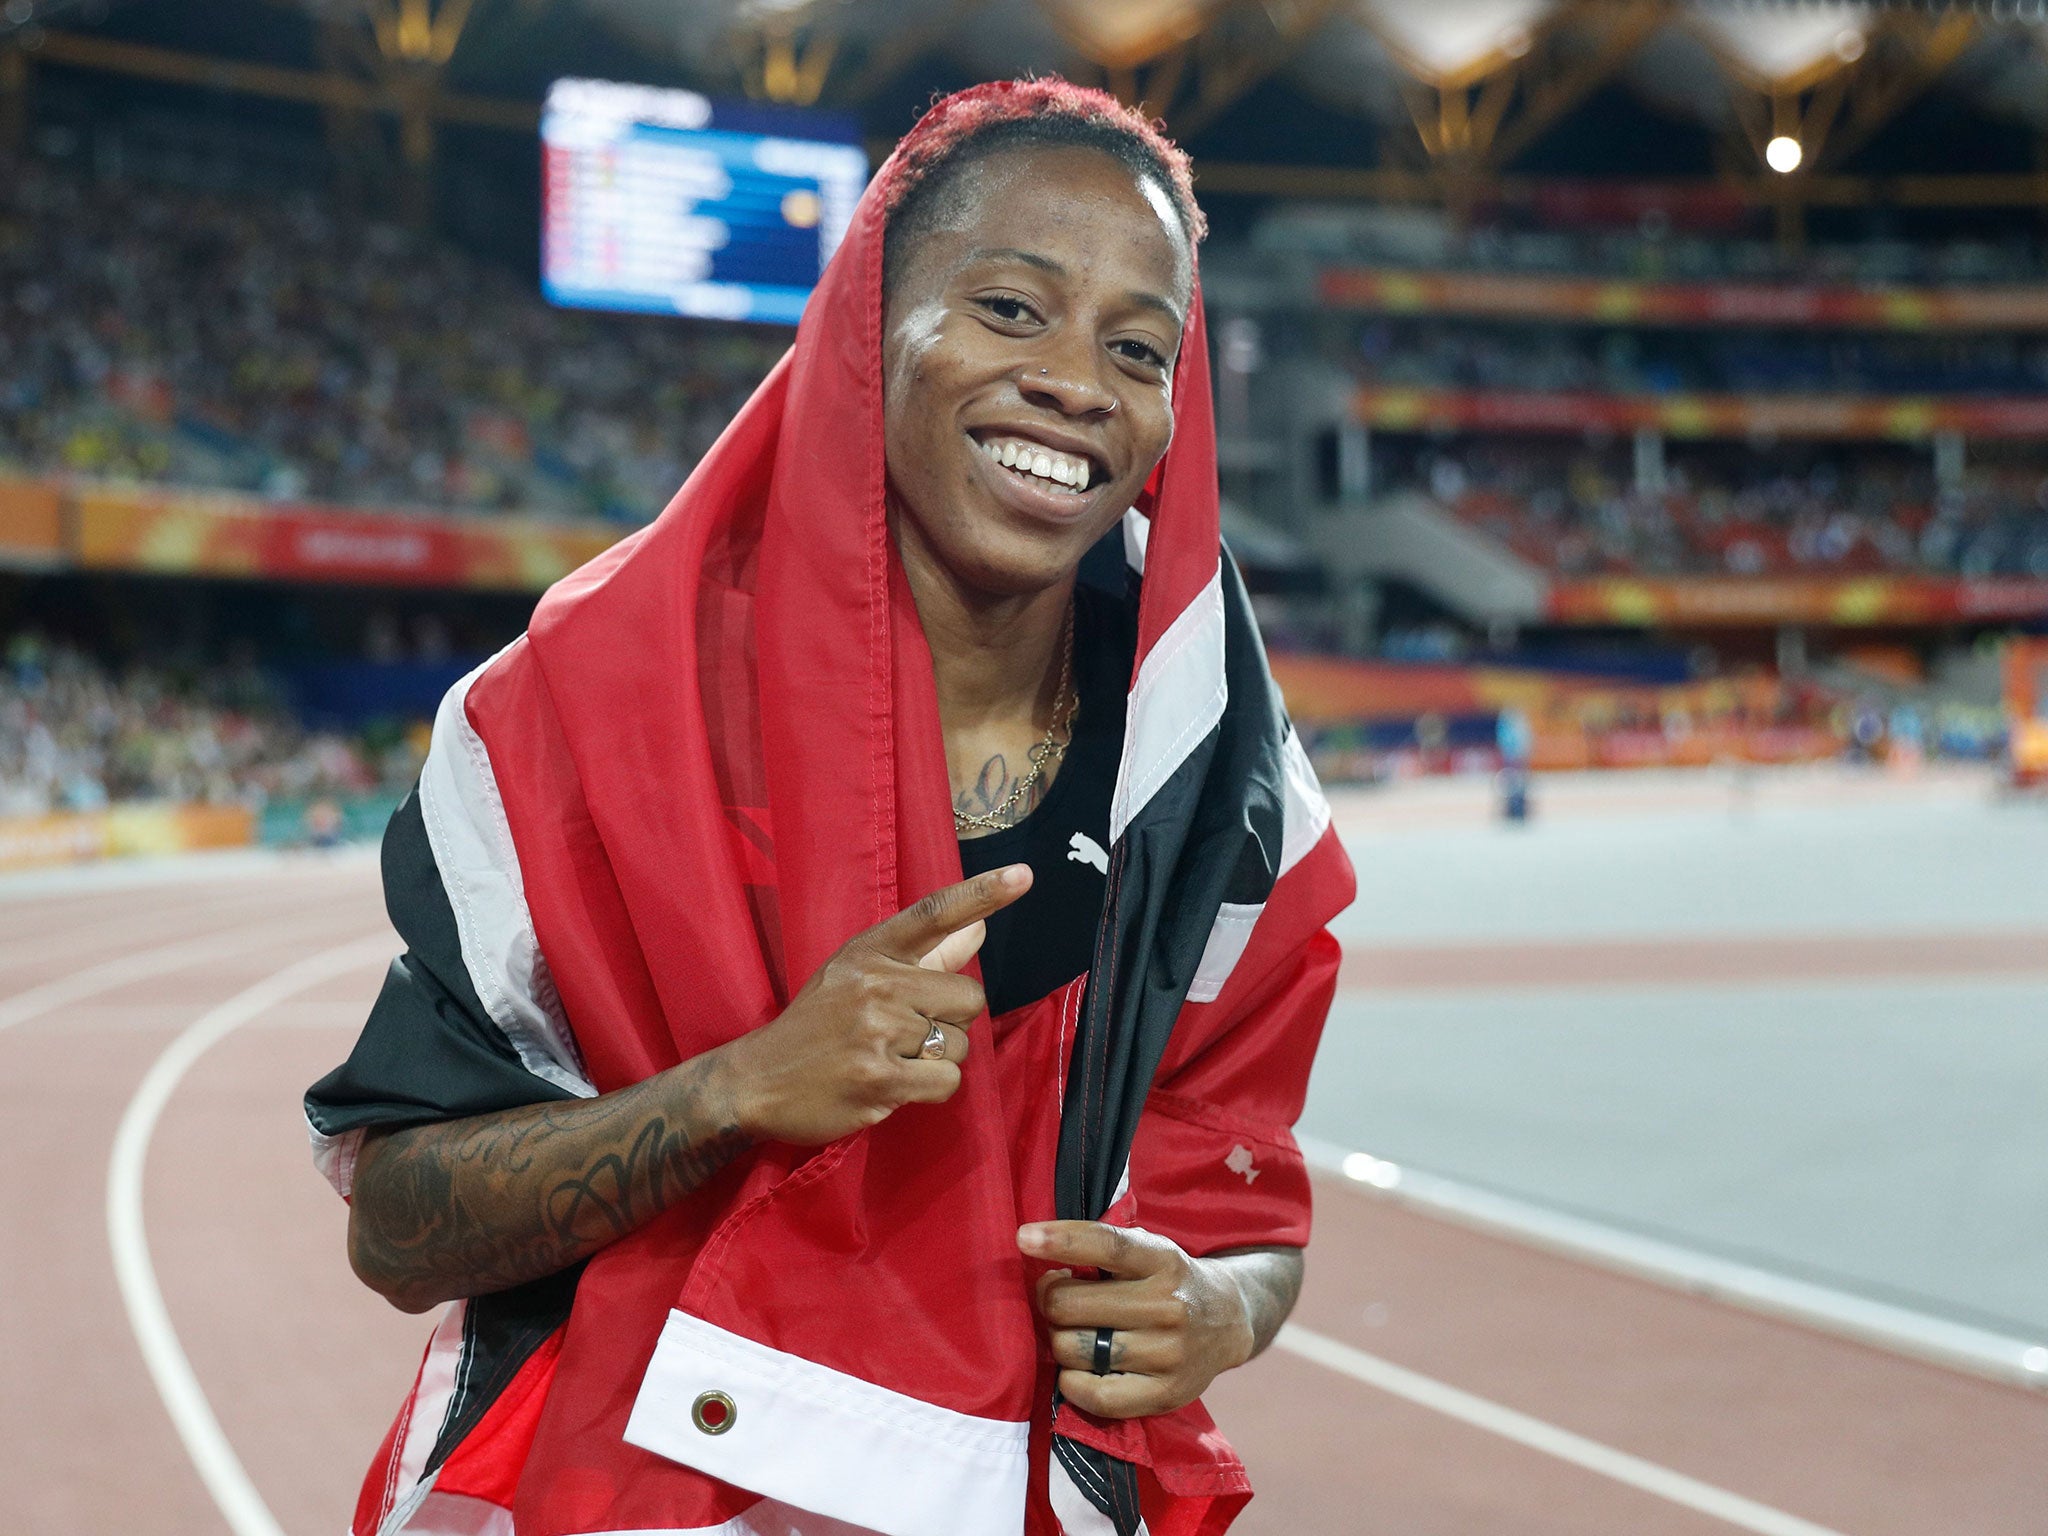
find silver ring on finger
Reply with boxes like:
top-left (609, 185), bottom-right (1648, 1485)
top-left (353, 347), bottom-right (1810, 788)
top-left (918, 1020), bottom-right (948, 1060)
top-left (1091, 1327), bottom-right (1116, 1376)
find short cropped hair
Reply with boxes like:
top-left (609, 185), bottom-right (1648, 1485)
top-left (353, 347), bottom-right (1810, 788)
top-left (880, 78), bottom-right (1205, 293)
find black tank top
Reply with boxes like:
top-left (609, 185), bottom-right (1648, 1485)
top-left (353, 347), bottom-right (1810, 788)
top-left (956, 584), bottom-right (1132, 1017)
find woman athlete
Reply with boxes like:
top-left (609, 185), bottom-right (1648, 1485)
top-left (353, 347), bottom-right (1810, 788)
top-left (309, 78), bottom-right (1353, 1536)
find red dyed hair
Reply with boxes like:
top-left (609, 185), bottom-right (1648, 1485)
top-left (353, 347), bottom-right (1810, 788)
top-left (879, 77), bottom-right (1206, 244)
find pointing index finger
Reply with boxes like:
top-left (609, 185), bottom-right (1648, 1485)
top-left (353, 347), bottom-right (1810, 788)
top-left (869, 865), bottom-right (1032, 966)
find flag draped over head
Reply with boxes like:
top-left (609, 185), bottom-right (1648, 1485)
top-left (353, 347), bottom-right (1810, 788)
top-left (316, 77), bottom-right (1354, 1536)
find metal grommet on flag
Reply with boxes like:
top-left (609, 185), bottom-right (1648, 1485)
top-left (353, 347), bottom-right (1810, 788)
top-left (691, 1389), bottom-right (737, 1435)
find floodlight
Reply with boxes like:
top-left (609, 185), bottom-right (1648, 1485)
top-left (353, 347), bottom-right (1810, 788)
top-left (1765, 136), bottom-right (1802, 174)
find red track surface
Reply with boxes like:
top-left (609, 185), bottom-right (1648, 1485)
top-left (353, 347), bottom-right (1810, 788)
top-left (5, 854), bottom-right (2043, 1534)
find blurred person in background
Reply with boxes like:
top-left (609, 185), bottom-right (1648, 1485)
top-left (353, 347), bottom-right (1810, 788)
top-left (305, 80), bottom-right (1352, 1536)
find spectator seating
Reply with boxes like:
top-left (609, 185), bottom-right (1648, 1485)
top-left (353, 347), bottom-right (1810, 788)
top-left (0, 155), bottom-right (785, 524)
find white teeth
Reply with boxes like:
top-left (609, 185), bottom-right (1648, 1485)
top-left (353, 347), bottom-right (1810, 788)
top-left (978, 436), bottom-right (1094, 491)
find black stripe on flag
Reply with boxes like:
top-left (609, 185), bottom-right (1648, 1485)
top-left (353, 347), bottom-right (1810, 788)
top-left (1051, 549), bottom-right (1290, 1533)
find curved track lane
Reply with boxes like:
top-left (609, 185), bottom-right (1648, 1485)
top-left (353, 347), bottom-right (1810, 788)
top-left (3, 850), bottom-right (2042, 1534)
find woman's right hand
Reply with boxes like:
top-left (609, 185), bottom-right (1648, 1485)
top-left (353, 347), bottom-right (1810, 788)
top-left (716, 864), bottom-right (1032, 1146)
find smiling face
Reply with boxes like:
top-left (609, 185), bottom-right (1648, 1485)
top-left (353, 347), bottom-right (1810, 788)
top-left (880, 143), bottom-right (1192, 602)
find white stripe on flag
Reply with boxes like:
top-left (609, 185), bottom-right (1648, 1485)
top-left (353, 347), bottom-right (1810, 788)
top-left (1186, 903), bottom-right (1261, 1005)
top-left (1185, 727), bottom-right (1333, 1004)
top-left (1109, 566), bottom-right (1225, 846)
top-left (384, 1303), bottom-right (470, 1531)
top-left (417, 650), bottom-right (594, 1099)
top-left (1051, 1453), bottom-right (1149, 1536)
top-left (1121, 508), bottom-right (1149, 572)
top-left (1278, 726), bottom-right (1332, 874)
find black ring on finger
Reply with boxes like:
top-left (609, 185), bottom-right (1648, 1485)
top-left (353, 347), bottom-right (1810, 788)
top-left (1091, 1326), bottom-right (1115, 1376)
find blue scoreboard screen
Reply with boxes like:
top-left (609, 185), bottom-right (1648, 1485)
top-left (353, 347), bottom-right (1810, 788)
top-left (541, 78), bottom-right (868, 326)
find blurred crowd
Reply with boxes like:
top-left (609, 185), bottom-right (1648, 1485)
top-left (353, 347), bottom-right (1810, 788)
top-left (1299, 677), bottom-right (2003, 785)
top-left (0, 633), bottom-right (416, 818)
top-left (1403, 443), bottom-right (2048, 579)
top-left (1256, 206), bottom-right (2048, 287)
top-left (1354, 318), bottom-right (2048, 399)
top-left (0, 154), bottom-right (785, 523)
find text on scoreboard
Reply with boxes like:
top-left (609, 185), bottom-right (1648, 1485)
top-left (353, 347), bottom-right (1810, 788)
top-left (542, 78), bottom-right (868, 326)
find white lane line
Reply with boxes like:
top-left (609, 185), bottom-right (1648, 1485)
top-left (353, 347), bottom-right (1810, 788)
top-left (1297, 1135), bottom-right (2048, 1393)
top-left (0, 843), bottom-right (378, 903)
top-left (0, 915), bottom-right (372, 1034)
top-left (0, 893), bottom-right (278, 974)
top-left (107, 935), bottom-right (392, 1536)
top-left (1276, 1324), bottom-right (1850, 1536)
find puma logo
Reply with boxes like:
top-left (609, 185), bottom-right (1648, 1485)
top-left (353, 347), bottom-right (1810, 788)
top-left (1067, 832), bottom-right (1108, 874)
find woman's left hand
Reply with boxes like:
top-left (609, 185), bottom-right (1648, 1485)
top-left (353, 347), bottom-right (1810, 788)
top-left (1019, 1221), bottom-right (1254, 1419)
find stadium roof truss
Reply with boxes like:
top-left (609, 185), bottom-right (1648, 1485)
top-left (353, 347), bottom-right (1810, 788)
top-left (1361, 0), bottom-right (1670, 186)
top-left (5, 0), bottom-right (2048, 219)
top-left (308, 0), bottom-right (486, 214)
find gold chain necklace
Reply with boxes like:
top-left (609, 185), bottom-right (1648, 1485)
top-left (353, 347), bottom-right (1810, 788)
top-left (953, 608), bottom-right (1077, 834)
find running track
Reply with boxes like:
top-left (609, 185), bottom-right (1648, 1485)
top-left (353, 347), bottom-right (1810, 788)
top-left (4, 849), bottom-right (2042, 1534)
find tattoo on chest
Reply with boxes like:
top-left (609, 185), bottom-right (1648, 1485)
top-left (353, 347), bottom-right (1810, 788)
top-left (954, 751), bottom-right (1049, 833)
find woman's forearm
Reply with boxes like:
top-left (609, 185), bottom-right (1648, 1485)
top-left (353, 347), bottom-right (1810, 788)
top-left (1208, 1244), bottom-right (1304, 1360)
top-left (345, 868), bottom-right (1029, 1313)
top-left (347, 1051), bottom-right (751, 1313)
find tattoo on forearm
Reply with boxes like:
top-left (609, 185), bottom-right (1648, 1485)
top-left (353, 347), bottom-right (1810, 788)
top-left (349, 1059), bottom-right (750, 1309)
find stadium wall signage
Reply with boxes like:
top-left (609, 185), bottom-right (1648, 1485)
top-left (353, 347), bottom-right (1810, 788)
top-left (0, 803), bottom-right (255, 874)
top-left (0, 477), bottom-right (63, 569)
top-left (1546, 575), bottom-right (2048, 627)
top-left (1267, 652), bottom-right (1847, 774)
top-left (1321, 267), bottom-right (2048, 331)
top-left (0, 476), bottom-right (624, 590)
top-left (1352, 385), bottom-right (2048, 442)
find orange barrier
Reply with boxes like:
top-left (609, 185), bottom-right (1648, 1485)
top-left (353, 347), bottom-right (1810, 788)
top-left (1272, 652), bottom-right (1820, 727)
top-left (1271, 652), bottom-right (1849, 773)
top-left (0, 803), bottom-right (258, 873)
top-left (1534, 723), bottom-right (1842, 772)
top-left (1267, 653), bottom-right (1487, 723)
top-left (1547, 575), bottom-right (2048, 627)
top-left (1352, 383), bottom-right (2048, 441)
top-left (17, 476), bottom-right (2048, 629)
top-left (70, 483), bottom-right (621, 589)
top-left (0, 476), bottom-right (64, 568)
top-left (2003, 637), bottom-right (2048, 789)
top-left (1319, 267), bottom-right (2048, 331)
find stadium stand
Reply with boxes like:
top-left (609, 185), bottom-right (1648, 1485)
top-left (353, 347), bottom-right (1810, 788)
top-left (1220, 203), bottom-right (2048, 604)
top-left (1254, 204), bottom-right (2048, 287)
top-left (1, 8), bottom-right (2039, 834)
top-left (1402, 442), bottom-right (2048, 579)
top-left (0, 153), bottom-right (785, 523)
top-left (0, 631), bottom-right (411, 817)
top-left (1349, 318), bottom-right (2048, 397)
